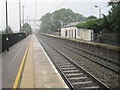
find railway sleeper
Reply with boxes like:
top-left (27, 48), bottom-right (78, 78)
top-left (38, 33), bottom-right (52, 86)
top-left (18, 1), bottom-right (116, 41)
top-left (57, 64), bottom-right (73, 67)
top-left (63, 69), bottom-right (79, 73)
top-left (72, 81), bottom-right (100, 89)
top-left (65, 73), bottom-right (83, 76)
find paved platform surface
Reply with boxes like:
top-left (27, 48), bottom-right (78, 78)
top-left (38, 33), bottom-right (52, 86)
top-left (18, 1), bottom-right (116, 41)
top-left (2, 35), bottom-right (30, 88)
top-left (43, 34), bottom-right (120, 51)
top-left (20, 35), bottom-right (68, 88)
top-left (0, 53), bottom-right (2, 89)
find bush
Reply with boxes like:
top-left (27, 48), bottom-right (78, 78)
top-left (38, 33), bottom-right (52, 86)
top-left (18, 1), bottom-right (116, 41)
top-left (76, 19), bottom-right (101, 31)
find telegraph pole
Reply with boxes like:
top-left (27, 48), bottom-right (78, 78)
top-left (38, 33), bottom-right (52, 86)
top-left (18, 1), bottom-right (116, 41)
top-left (35, 0), bottom-right (37, 31)
top-left (6, 0), bottom-right (9, 51)
top-left (35, 0), bottom-right (37, 20)
top-left (6, 0), bottom-right (8, 33)
top-left (22, 5), bottom-right (25, 26)
top-left (27, 16), bottom-right (29, 24)
top-left (19, 0), bottom-right (21, 32)
top-left (99, 8), bottom-right (101, 18)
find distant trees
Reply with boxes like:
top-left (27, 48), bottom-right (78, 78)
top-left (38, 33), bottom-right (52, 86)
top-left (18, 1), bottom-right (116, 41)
top-left (52, 8), bottom-right (85, 24)
top-left (39, 1), bottom-right (120, 34)
top-left (76, 16), bottom-right (102, 33)
top-left (5, 26), bottom-right (14, 34)
top-left (21, 23), bottom-right (32, 34)
top-left (86, 15), bottom-right (97, 20)
top-left (76, 1), bottom-right (120, 33)
top-left (0, 23), bottom-right (32, 35)
top-left (39, 8), bottom-right (86, 33)
top-left (0, 26), bottom-right (13, 34)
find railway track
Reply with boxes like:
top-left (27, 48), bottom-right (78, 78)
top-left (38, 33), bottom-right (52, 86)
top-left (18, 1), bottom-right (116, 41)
top-left (36, 34), bottom-right (111, 90)
top-left (44, 34), bottom-right (119, 66)
top-left (56, 39), bottom-right (120, 67)
top-left (41, 35), bottom-right (120, 74)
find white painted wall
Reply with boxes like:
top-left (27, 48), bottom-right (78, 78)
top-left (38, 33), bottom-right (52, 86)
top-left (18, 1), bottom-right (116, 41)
top-left (61, 28), bottom-right (65, 37)
top-left (77, 29), bottom-right (93, 41)
top-left (70, 28), bottom-right (72, 38)
top-left (66, 27), bottom-right (71, 38)
top-left (61, 27), bottom-right (93, 41)
top-left (72, 27), bottom-right (77, 38)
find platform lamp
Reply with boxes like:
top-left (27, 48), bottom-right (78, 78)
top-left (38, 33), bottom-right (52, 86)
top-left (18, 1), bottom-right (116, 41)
top-left (95, 5), bottom-right (101, 18)
top-left (22, 5), bottom-right (25, 26)
top-left (5, 0), bottom-right (9, 51)
top-left (19, 0), bottom-right (22, 32)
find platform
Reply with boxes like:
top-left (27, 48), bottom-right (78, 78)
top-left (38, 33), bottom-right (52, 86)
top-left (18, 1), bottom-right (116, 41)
top-left (20, 35), bottom-right (68, 88)
top-left (2, 35), bottom-right (30, 88)
top-left (42, 34), bottom-right (120, 51)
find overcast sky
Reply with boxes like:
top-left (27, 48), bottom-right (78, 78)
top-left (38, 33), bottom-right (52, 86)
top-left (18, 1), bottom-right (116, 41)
top-left (0, 0), bottom-right (111, 32)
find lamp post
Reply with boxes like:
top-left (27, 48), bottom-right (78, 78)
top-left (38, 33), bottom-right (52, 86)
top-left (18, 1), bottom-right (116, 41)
top-left (19, 0), bottom-right (21, 32)
top-left (27, 16), bottom-right (29, 24)
top-left (5, 0), bottom-right (9, 51)
top-left (95, 5), bottom-right (101, 18)
top-left (6, 0), bottom-right (8, 33)
top-left (22, 5), bottom-right (25, 26)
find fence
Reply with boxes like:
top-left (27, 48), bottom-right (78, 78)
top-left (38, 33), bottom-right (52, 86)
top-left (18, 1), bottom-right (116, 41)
top-left (94, 33), bottom-right (120, 46)
top-left (0, 33), bottom-right (27, 53)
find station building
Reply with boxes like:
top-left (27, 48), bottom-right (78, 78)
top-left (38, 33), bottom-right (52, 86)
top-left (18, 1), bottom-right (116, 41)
top-left (61, 22), bottom-right (94, 41)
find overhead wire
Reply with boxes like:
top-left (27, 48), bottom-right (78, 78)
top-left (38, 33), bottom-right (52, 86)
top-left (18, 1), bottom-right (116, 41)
top-left (56, 1), bottom-right (65, 10)
top-left (83, 5), bottom-right (109, 16)
top-left (78, 2), bottom-right (108, 15)
top-left (42, 1), bottom-right (110, 19)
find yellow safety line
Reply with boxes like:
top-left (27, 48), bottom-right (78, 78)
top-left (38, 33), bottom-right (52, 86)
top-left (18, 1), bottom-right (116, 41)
top-left (12, 37), bottom-right (31, 89)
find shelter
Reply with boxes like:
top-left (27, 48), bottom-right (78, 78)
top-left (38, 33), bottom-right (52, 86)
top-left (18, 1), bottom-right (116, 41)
top-left (61, 22), bottom-right (93, 41)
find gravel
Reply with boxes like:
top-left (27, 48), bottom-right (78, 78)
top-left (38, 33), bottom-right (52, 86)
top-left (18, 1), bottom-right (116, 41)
top-left (38, 35), bottom-right (120, 89)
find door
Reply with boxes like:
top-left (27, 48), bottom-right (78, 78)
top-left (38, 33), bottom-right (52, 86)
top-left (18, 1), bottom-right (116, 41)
top-left (75, 30), bottom-right (76, 38)
top-left (65, 30), bottom-right (67, 37)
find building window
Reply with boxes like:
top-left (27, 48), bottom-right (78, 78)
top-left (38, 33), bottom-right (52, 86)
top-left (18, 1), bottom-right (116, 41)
top-left (77, 29), bottom-right (80, 36)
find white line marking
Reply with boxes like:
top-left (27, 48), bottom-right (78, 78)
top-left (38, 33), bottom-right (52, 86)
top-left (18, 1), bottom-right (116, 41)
top-left (36, 37), bottom-right (69, 88)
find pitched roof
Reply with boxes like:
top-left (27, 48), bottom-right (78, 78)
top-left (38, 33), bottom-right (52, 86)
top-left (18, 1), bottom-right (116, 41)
top-left (62, 21), bottom-right (80, 28)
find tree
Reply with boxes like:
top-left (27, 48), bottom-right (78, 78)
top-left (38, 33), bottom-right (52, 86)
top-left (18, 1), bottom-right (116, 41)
top-left (6, 26), bottom-right (14, 34)
top-left (86, 15), bottom-right (97, 20)
top-left (99, 14), bottom-right (111, 33)
top-left (39, 8), bottom-right (86, 33)
top-left (76, 1), bottom-right (120, 33)
top-left (52, 8), bottom-right (85, 24)
top-left (76, 18), bottom-right (102, 33)
top-left (0, 30), bottom-right (4, 34)
top-left (40, 13), bottom-right (53, 33)
top-left (1, 26), bottom-right (14, 34)
top-left (21, 23), bottom-right (32, 34)
top-left (41, 13), bottom-right (53, 25)
top-left (108, 2), bottom-right (120, 33)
